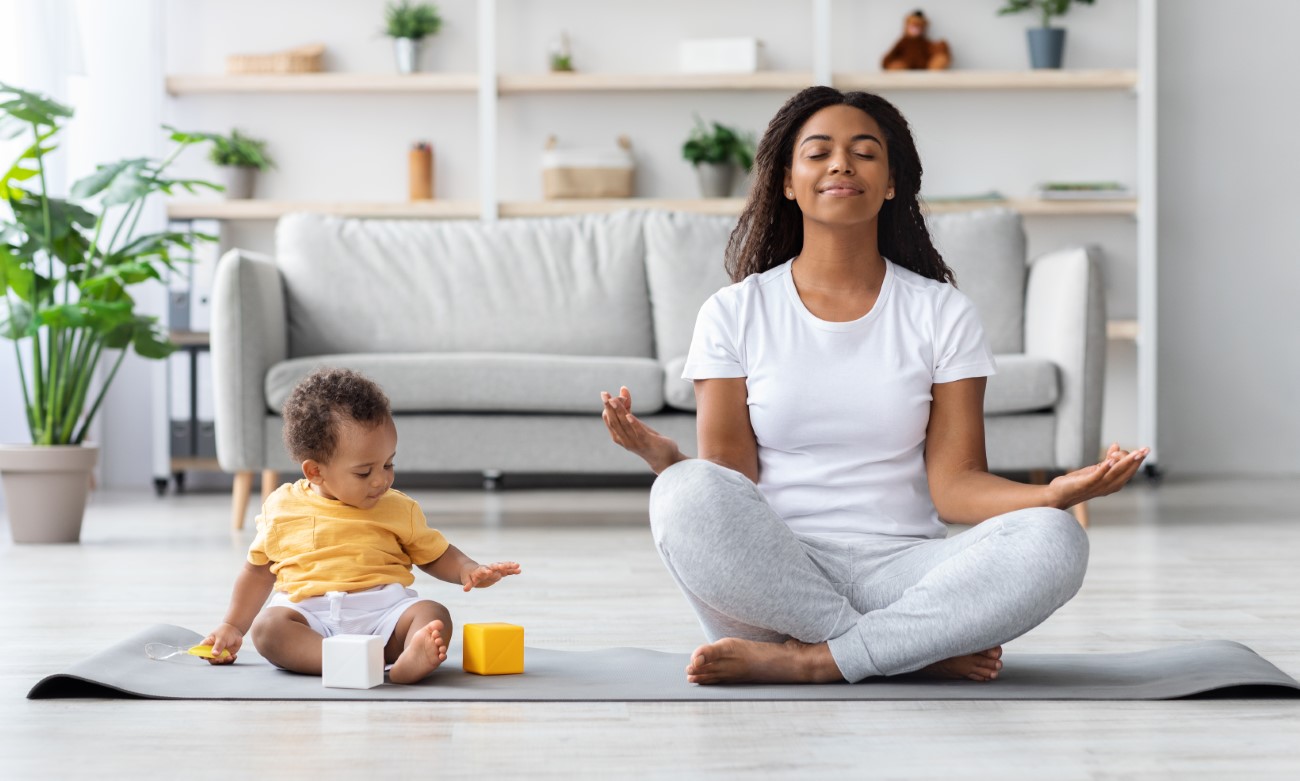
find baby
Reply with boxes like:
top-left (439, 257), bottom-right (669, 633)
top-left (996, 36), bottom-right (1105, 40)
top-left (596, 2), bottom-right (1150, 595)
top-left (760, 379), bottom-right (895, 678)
top-left (204, 367), bottom-right (520, 684)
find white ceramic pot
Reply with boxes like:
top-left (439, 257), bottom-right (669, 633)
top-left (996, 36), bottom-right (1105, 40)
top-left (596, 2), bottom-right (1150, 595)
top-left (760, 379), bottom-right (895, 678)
top-left (0, 444), bottom-right (98, 543)
top-left (394, 37), bottom-right (423, 75)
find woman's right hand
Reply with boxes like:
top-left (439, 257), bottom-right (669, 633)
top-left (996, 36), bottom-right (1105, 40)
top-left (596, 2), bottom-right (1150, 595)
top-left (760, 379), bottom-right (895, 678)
top-left (203, 623), bottom-right (243, 665)
top-left (601, 386), bottom-right (684, 474)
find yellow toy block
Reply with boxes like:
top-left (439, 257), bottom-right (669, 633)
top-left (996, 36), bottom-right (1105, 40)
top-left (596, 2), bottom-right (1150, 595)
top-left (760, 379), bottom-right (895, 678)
top-left (462, 623), bottom-right (524, 675)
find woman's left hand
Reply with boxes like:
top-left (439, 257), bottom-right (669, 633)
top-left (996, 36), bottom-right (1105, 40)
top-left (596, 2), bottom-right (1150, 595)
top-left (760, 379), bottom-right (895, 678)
top-left (1048, 443), bottom-right (1150, 508)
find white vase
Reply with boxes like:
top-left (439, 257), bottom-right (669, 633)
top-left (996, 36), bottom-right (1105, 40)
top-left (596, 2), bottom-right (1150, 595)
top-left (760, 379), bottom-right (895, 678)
top-left (0, 444), bottom-right (98, 544)
top-left (394, 37), bottom-right (423, 75)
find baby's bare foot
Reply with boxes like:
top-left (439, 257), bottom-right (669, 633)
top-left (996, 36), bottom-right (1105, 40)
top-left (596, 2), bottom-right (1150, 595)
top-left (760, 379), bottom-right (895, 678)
top-left (388, 620), bottom-right (447, 684)
top-left (920, 646), bottom-right (1003, 682)
top-left (685, 638), bottom-right (844, 685)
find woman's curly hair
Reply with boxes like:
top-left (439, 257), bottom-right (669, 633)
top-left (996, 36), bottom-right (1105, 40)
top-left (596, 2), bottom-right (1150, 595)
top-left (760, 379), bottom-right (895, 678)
top-left (725, 85), bottom-right (954, 285)
top-left (282, 367), bottom-right (391, 464)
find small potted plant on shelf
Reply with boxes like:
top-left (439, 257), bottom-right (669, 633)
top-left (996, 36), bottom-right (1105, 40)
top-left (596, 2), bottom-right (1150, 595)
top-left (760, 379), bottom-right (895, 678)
top-left (207, 129), bottom-right (274, 200)
top-left (682, 117), bottom-right (756, 198)
top-left (385, 0), bottom-right (443, 75)
top-left (0, 83), bottom-right (217, 543)
top-left (998, 0), bottom-right (1096, 70)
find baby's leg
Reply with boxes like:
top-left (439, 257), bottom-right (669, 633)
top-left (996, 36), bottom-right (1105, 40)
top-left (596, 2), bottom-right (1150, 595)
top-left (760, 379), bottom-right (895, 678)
top-left (386, 600), bottom-right (452, 684)
top-left (250, 607), bottom-right (325, 674)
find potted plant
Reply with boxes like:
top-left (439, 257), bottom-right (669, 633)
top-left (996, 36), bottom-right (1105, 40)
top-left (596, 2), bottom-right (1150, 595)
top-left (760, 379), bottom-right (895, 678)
top-left (0, 83), bottom-right (216, 543)
top-left (682, 117), bottom-right (755, 198)
top-left (207, 129), bottom-right (274, 200)
top-left (998, 0), bottom-right (1096, 69)
top-left (384, 1), bottom-right (443, 75)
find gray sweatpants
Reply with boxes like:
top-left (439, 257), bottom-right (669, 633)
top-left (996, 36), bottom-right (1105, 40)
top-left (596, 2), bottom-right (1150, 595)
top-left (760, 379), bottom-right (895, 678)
top-left (648, 459), bottom-right (1090, 683)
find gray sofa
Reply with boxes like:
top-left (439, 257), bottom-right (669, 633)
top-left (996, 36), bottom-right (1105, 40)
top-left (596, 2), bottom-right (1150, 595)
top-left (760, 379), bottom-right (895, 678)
top-left (212, 208), bottom-right (1103, 526)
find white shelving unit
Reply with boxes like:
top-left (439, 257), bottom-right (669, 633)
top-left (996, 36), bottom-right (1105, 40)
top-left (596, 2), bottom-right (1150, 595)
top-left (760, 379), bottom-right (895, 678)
top-left (162, 0), bottom-right (1159, 469)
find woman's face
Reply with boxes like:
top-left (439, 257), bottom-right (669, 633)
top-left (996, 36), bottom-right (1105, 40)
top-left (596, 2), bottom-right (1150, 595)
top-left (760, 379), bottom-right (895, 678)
top-left (783, 104), bottom-right (894, 226)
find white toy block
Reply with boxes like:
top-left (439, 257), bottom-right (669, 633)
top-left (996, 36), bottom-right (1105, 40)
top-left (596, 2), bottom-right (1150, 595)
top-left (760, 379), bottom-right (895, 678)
top-left (322, 634), bottom-right (384, 689)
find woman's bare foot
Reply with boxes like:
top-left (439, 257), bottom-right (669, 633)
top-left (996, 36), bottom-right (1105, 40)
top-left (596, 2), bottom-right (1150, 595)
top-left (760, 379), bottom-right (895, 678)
top-left (388, 620), bottom-right (447, 684)
top-left (920, 646), bottom-right (1003, 682)
top-left (685, 638), bottom-right (844, 685)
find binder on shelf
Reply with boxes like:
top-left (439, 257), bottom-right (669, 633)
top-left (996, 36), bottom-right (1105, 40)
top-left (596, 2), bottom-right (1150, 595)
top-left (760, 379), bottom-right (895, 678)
top-left (196, 351), bottom-right (217, 459)
top-left (189, 219), bottom-right (221, 332)
top-left (168, 352), bottom-right (194, 457)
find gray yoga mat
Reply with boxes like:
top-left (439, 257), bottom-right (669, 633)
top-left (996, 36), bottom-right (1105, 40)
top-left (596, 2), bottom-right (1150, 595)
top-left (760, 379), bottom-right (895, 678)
top-left (28, 624), bottom-right (1300, 701)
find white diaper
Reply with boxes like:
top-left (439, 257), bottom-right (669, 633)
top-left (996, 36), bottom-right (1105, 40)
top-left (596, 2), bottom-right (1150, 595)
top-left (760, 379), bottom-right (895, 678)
top-left (268, 583), bottom-right (422, 642)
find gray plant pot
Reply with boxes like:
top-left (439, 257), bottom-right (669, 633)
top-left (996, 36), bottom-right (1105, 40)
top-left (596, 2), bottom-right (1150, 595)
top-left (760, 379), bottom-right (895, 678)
top-left (733, 168), bottom-right (754, 198)
top-left (695, 162), bottom-right (738, 199)
top-left (0, 444), bottom-right (98, 543)
top-left (394, 37), bottom-right (423, 75)
top-left (1027, 27), bottom-right (1067, 69)
top-left (221, 165), bottom-right (255, 199)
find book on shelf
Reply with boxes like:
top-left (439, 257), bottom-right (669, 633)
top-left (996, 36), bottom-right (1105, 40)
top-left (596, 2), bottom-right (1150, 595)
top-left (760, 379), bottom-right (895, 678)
top-left (1035, 181), bottom-right (1132, 200)
top-left (921, 190), bottom-right (1007, 204)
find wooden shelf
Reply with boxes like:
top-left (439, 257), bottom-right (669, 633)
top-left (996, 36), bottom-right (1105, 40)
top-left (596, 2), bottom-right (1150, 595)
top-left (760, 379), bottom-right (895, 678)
top-left (167, 200), bottom-right (480, 220)
top-left (165, 73), bottom-right (479, 95)
top-left (169, 330), bottom-right (211, 347)
top-left (167, 197), bottom-right (1136, 221)
top-left (499, 199), bottom-right (746, 217)
top-left (169, 456), bottom-right (221, 472)
top-left (834, 69), bottom-right (1138, 91)
top-left (498, 71), bottom-right (812, 94)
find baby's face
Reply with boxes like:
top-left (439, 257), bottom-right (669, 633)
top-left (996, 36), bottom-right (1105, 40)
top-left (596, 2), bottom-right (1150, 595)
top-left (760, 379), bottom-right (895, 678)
top-left (311, 416), bottom-right (398, 510)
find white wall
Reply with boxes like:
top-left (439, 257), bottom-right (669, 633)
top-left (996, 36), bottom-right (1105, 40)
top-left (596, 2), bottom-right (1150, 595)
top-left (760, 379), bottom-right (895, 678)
top-left (4, 1), bottom-right (1295, 488)
top-left (1156, 2), bottom-right (1300, 475)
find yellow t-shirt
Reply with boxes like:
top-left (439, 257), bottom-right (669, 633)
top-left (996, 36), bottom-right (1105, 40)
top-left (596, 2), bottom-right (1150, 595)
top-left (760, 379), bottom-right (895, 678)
top-left (248, 479), bottom-right (450, 602)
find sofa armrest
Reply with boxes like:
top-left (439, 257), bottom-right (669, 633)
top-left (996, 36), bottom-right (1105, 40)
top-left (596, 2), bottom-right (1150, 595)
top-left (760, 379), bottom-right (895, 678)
top-left (1024, 246), bottom-right (1106, 470)
top-left (211, 249), bottom-right (287, 472)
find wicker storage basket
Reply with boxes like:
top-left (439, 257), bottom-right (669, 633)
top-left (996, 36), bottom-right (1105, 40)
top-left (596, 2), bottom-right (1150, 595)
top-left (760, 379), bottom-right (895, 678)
top-left (226, 43), bottom-right (325, 75)
top-left (541, 136), bottom-right (635, 199)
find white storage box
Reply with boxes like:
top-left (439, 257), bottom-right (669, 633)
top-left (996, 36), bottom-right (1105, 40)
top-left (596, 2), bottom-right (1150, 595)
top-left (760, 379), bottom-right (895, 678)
top-left (679, 38), bottom-right (764, 74)
top-left (541, 136), bottom-right (636, 199)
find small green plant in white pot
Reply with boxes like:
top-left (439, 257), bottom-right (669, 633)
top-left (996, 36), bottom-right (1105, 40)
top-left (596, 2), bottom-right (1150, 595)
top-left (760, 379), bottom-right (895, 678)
top-left (0, 83), bottom-right (217, 543)
top-left (207, 129), bottom-right (273, 200)
top-left (385, 0), bottom-right (443, 75)
top-left (998, 0), bottom-right (1096, 69)
top-left (682, 117), bottom-right (756, 198)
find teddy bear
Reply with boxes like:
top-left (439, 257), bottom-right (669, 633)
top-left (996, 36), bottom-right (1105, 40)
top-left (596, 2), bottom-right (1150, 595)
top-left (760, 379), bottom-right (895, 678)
top-left (881, 10), bottom-right (951, 71)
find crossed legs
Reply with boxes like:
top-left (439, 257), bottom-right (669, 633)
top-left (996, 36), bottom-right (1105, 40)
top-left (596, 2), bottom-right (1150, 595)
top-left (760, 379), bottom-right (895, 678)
top-left (649, 459), bottom-right (1089, 684)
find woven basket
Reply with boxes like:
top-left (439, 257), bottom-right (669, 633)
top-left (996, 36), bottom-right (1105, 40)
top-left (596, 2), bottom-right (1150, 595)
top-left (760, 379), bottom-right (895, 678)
top-left (541, 136), bottom-right (636, 199)
top-left (227, 43), bottom-right (325, 75)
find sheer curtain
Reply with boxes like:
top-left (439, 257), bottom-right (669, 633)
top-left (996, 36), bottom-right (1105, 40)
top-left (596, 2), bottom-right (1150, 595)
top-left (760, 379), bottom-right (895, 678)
top-left (0, 0), bottom-right (167, 490)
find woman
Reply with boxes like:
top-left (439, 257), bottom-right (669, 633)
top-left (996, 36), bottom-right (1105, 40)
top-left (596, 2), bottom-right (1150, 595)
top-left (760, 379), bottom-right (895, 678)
top-left (600, 86), bottom-right (1148, 685)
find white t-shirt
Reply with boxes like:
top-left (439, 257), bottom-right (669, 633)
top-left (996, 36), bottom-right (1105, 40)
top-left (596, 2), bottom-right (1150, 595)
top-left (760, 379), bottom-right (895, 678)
top-left (682, 258), bottom-right (997, 539)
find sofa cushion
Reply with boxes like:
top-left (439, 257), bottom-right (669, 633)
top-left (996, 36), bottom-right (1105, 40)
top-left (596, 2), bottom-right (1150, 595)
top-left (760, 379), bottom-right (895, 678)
top-left (928, 208), bottom-right (1027, 355)
top-left (985, 354), bottom-right (1059, 415)
top-left (643, 211), bottom-right (735, 361)
top-left (662, 355), bottom-right (695, 411)
top-left (265, 353), bottom-right (665, 415)
top-left (276, 211), bottom-right (654, 360)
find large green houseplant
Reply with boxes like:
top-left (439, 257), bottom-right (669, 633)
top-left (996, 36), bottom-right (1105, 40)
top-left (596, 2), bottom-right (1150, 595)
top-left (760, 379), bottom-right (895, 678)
top-left (0, 82), bottom-right (217, 542)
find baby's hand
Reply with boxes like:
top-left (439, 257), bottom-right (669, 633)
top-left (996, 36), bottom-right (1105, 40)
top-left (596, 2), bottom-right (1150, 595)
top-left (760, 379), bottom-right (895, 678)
top-left (460, 561), bottom-right (522, 591)
top-left (203, 623), bottom-right (243, 665)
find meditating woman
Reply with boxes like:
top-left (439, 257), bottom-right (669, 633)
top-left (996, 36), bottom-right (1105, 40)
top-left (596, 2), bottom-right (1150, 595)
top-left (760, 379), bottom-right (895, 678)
top-left (600, 86), bottom-right (1148, 685)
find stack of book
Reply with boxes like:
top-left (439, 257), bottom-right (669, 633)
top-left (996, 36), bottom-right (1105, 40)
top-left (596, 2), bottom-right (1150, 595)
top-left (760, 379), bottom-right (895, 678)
top-left (1035, 181), bottom-right (1132, 200)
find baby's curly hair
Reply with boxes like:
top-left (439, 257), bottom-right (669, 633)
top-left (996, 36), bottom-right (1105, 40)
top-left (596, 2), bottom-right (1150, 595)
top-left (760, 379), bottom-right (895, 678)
top-left (282, 367), bottom-right (391, 464)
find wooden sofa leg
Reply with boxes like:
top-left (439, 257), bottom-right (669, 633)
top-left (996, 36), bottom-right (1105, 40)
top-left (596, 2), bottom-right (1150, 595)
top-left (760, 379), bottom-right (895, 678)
top-left (231, 471), bottom-right (253, 531)
top-left (1072, 501), bottom-right (1090, 529)
top-left (261, 469), bottom-right (279, 503)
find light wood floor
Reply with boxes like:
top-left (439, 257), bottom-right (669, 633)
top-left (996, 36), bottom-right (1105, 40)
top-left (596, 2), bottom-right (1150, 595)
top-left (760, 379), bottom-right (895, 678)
top-left (3, 476), bottom-right (1299, 779)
